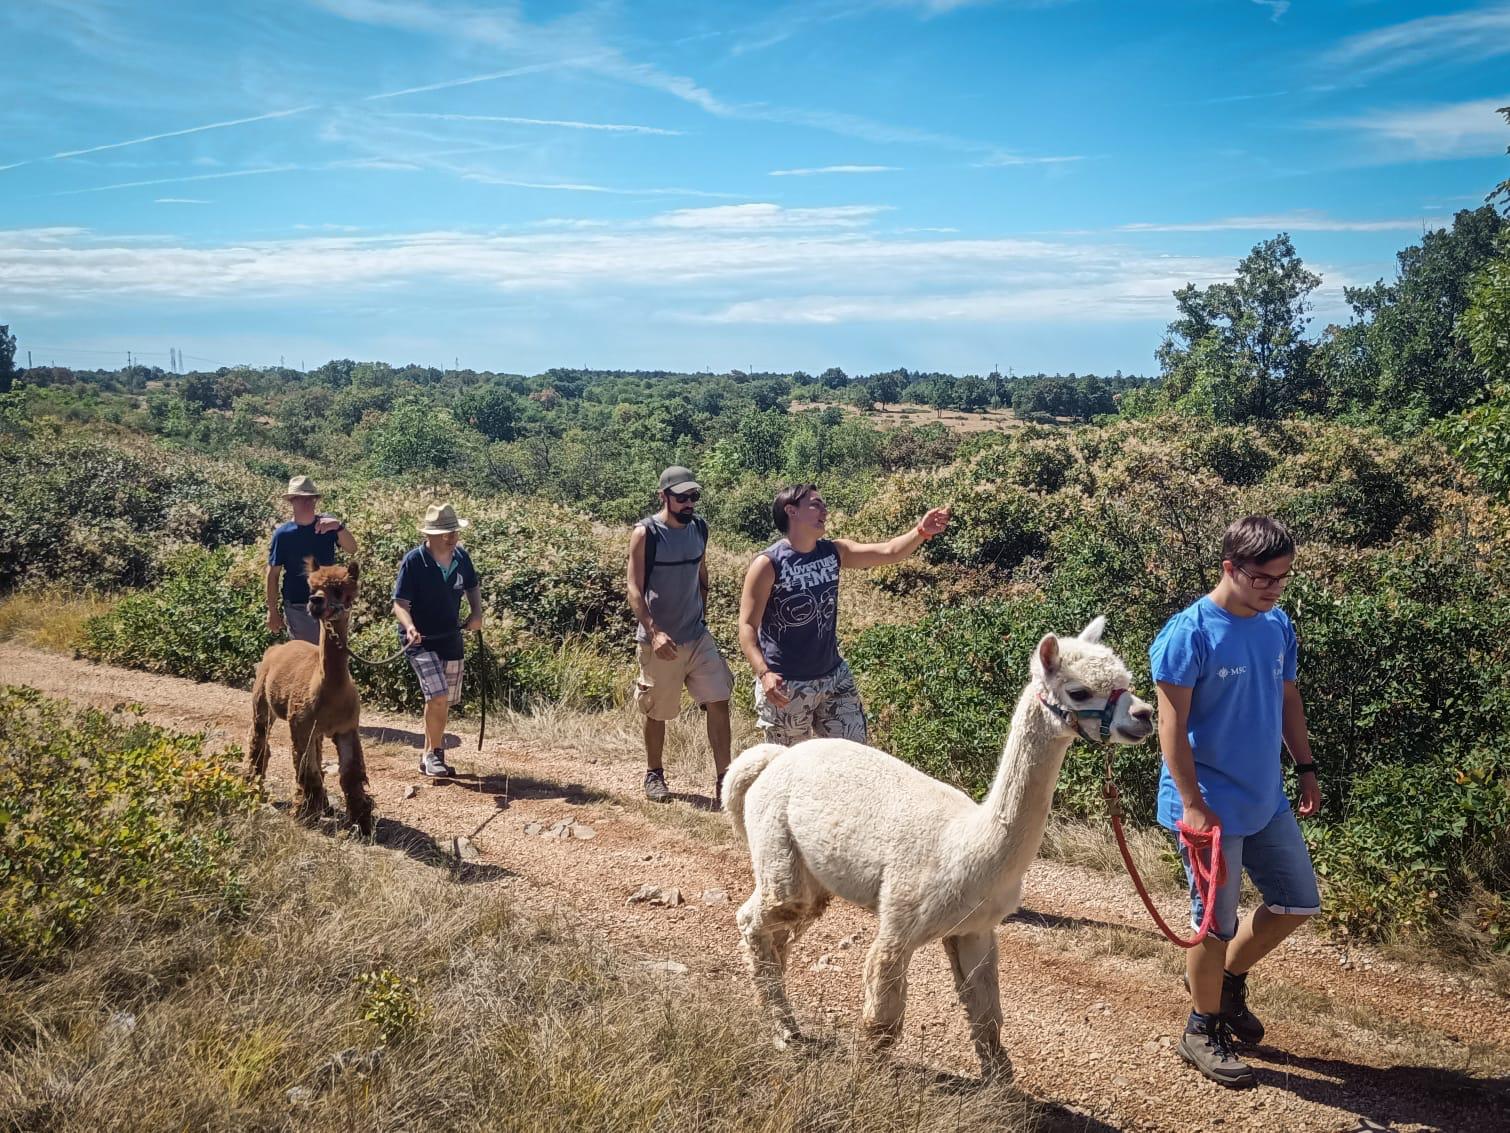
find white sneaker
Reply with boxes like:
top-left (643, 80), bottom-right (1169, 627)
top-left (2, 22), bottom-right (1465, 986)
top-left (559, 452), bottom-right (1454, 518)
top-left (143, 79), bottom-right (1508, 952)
top-left (420, 750), bottom-right (454, 778)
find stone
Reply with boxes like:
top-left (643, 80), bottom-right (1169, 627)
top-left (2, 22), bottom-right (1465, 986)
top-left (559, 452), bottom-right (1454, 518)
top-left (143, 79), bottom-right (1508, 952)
top-left (570, 823), bottom-right (596, 840)
top-left (286, 1086), bottom-right (314, 1105)
top-left (701, 888), bottom-right (729, 905)
top-left (402, 785), bottom-right (416, 800)
top-left (627, 884), bottom-right (683, 907)
top-left (808, 954), bottom-right (839, 972)
top-left (524, 822), bottom-right (543, 836)
top-left (104, 1011), bottom-right (136, 1036)
top-left (639, 960), bottom-right (688, 975)
top-left (837, 932), bottom-right (861, 950)
top-left (454, 836), bottom-right (480, 862)
top-left (322, 761), bottom-right (336, 774)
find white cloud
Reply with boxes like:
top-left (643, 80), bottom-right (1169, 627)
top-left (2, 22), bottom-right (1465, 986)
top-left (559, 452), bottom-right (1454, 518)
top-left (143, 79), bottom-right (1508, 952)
top-left (1120, 212), bottom-right (1444, 233)
top-left (154, 198), bottom-right (211, 204)
top-left (1323, 4), bottom-right (1510, 77)
top-left (382, 112), bottom-right (683, 135)
top-left (54, 165), bottom-right (299, 196)
top-left (974, 152), bottom-right (1085, 167)
top-left (1320, 96), bottom-right (1510, 160)
top-left (769, 164), bottom-right (901, 176)
top-left (0, 218), bottom-right (1263, 330)
top-left (1251, 0), bottom-right (1289, 22)
top-left (649, 204), bottom-right (892, 229)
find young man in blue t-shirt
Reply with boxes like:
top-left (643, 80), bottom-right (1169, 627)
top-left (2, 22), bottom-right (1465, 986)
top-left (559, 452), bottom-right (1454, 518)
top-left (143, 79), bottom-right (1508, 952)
top-left (265, 475), bottom-right (357, 643)
top-left (393, 503), bottom-right (483, 778)
top-left (1152, 515), bottom-right (1322, 1088)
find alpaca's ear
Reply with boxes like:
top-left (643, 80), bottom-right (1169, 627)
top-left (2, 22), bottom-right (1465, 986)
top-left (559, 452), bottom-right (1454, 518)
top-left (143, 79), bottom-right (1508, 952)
top-left (346, 560), bottom-right (360, 582)
top-left (1033, 633), bottom-right (1060, 678)
top-left (1078, 616), bottom-right (1106, 644)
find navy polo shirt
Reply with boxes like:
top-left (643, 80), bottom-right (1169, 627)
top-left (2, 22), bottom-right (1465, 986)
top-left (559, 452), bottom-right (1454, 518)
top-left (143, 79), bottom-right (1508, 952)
top-left (393, 544), bottom-right (479, 661)
top-left (268, 521), bottom-right (340, 605)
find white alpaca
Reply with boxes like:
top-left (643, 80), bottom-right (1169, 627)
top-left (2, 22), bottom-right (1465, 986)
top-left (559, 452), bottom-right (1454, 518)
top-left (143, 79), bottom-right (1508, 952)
top-left (723, 616), bottom-right (1153, 1079)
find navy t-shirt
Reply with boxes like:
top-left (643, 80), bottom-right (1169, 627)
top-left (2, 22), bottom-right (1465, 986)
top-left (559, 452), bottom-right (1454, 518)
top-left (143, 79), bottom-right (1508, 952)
top-left (268, 521), bottom-right (340, 605)
top-left (757, 538), bottom-right (842, 681)
top-left (1152, 596), bottom-right (1299, 836)
top-left (392, 544), bottom-right (480, 662)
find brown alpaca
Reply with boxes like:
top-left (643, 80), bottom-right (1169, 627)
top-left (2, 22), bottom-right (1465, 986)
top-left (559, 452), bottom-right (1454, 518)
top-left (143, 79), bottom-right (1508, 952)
top-left (246, 559), bottom-right (374, 834)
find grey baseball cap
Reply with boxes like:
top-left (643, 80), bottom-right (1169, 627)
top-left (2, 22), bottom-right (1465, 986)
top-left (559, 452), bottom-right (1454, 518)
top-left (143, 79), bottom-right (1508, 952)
top-left (658, 465), bottom-right (700, 494)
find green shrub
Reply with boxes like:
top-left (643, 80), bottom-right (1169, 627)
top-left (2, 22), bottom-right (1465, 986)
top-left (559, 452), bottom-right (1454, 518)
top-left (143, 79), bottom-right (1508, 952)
top-left (0, 687), bottom-right (256, 968)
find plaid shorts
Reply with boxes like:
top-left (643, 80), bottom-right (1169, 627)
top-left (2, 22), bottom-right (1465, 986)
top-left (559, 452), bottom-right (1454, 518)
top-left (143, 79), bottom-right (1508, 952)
top-left (407, 647), bottom-right (464, 705)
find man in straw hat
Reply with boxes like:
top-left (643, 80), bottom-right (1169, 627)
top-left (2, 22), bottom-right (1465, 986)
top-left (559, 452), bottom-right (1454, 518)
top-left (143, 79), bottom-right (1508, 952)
top-left (266, 475), bottom-right (357, 644)
top-left (393, 502), bottom-right (483, 778)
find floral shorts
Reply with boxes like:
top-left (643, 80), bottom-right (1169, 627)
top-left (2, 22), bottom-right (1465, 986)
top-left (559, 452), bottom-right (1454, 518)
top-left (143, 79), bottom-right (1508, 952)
top-left (754, 660), bottom-right (868, 746)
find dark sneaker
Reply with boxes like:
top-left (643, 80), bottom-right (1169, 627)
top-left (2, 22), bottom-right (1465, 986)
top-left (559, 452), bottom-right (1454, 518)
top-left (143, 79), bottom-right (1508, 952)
top-left (420, 750), bottom-right (454, 778)
top-left (1220, 970), bottom-right (1265, 1045)
top-left (1179, 1022), bottom-right (1256, 1088)
top-left (644, 768), bottom-right (670, 802)
top-left (1180, 971), bottom-right (1266, 1046)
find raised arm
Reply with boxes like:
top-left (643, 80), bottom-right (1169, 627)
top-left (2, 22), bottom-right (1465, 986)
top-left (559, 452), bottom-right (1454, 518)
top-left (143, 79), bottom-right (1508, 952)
top-left (833, 506), bottom-right (952, 569)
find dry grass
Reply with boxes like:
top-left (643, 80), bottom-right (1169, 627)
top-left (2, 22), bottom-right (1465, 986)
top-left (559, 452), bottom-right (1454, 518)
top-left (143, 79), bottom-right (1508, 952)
top-left (788, 402), bottom-right (1039, 435)
top-left (0, 808), bottom-right (1046, 1133)
top-left (1039, 816), bottom-right (1184, 896)
top-left (0, 592), bottom-right (113, 652)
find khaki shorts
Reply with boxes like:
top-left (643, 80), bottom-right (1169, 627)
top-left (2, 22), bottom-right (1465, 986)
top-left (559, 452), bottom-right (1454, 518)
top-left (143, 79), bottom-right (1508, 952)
top-left (635, 631), bottom-right (734, 721)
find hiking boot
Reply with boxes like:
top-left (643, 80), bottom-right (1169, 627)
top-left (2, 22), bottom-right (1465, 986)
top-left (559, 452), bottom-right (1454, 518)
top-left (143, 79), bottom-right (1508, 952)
top-left (1220, 970), bottom-right (1265, 1045)
top-left (644, 767), bottom-right (670, 802)
top-left (1178, 1020), bottom-right (1256, 1088)
top-left (420, 750), bottom-right (454, 778)
top-left (1180, 971), bottom-right (1266, 1046)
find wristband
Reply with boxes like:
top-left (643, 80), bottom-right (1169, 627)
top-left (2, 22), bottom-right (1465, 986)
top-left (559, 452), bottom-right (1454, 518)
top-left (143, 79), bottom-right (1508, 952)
top-left (1293, 762), bottom-right (1317, 777)
top-left (915, 524), bottom-right (932, 540)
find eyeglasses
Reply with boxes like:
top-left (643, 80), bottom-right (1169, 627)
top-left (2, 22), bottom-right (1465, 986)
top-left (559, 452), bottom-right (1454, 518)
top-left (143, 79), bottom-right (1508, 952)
top-left (670, 490), bottom-right (700, 504)
top-left (1235, 564), bottom-right (1295, 589)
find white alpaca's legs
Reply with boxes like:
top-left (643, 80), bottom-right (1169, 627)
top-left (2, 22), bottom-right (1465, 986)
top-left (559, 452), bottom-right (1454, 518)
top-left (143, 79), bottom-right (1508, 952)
top-left (943, 931), bottom-right (1011, 1080)
top-left (861, 933), bottom-right (913, 1053)
top-left (737, 891), bottom-right (803, 1044)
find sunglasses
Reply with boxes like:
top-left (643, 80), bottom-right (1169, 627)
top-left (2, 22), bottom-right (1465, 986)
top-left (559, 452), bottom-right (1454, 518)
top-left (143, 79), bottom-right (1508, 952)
top-left (669, 490), bottom-right (700, 503)
top-left (1235, 564), bottom-right (1295, 589)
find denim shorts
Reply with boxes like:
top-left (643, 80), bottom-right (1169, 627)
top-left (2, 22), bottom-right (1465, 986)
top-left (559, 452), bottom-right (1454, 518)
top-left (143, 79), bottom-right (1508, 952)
top-left (1178, 806), bottom-right (1321, 941)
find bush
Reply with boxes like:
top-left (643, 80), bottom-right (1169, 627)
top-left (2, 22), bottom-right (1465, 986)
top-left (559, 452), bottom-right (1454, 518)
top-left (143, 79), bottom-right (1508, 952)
top-left (0, 687), bottom-right (256, 968)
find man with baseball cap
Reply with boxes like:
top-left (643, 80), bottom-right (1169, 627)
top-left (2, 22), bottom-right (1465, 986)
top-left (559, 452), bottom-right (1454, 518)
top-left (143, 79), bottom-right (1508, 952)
top-left (626, 466), bottom-right (734, 803)
top-left (266, 475), bottom-right (357, 644)
top-left (393, 503), bottom-right (484, 778)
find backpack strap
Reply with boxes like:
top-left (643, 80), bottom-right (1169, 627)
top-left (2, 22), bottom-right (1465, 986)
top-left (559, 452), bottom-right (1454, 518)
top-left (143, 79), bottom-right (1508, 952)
top-left (641, 516), bottom-right (707, 583)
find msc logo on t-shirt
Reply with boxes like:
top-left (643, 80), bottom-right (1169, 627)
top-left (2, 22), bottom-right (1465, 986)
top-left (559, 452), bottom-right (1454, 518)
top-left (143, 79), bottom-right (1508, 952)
top-left (1217, 665), bottom-right (1249, 680)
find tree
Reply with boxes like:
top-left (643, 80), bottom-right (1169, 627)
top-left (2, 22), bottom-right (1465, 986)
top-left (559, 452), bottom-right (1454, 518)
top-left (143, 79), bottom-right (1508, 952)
top-left (818, 366), bottom-right (848, 389)
top-left (0, 325), bottom-right (15, 394)
top-left (1319, 206), bottom-right (1506, 424)
top-left (1157, 234), bottom-right (1321, 422)
top-left (866, 370), bottom-right (902, 407)
top-left (366, 398), bottom-right (467, 477)
top-left (456, 384), bottom-right (521, 441)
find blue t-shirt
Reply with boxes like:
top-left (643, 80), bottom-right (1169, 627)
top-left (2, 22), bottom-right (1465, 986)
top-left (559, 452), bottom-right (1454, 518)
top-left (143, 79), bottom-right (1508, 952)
top-left (268, 521), bottom-right (340, 605)
top-left (1152, 596), bottom-right (1298, 836)
top-left (393, 545), bottom-right (480, 662)
top-left (758, 539), bottom-right (842, 682)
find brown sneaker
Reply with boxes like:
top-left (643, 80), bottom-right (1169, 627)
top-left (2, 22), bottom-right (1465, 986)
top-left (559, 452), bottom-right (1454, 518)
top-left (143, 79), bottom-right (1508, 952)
top-left (644, 768), bottom-right (671, 802)
top-left (1179, 1022), bottom-right (1256, 1088)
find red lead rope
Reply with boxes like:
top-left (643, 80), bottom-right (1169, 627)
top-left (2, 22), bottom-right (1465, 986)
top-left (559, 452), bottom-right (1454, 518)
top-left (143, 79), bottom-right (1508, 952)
top-left (1103, 756), bottom-right (1225, 948)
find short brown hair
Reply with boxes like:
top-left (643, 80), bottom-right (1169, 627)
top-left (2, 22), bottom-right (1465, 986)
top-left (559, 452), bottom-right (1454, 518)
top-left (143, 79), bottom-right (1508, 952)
top-left (1221, 515), bottom-right (1295, 566)
top-left (772, 483), bottom-right (818, 534)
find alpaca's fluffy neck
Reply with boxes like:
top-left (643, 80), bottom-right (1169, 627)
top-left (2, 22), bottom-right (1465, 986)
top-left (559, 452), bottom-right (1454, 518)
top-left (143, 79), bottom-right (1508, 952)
top-left (966, 678), bottom-right (1077, 876)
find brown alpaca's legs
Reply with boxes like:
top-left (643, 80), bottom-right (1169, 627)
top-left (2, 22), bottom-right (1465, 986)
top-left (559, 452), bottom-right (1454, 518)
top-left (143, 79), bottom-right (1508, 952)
top-left (861, 934), bottom-right (913, 1055)
top-left (290, 716), bottom-right (329, 822)
top-left (944, 931), bottom-right (1011, 1081)
top-left (246, 670), bottom-right (272, 782)
top-left (334, 731), bottom-right (374, 836)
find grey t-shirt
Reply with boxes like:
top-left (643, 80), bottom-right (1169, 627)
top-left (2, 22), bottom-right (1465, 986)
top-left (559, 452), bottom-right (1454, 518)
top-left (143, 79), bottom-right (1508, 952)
top-left (635, 515), bottom-right (708, 646)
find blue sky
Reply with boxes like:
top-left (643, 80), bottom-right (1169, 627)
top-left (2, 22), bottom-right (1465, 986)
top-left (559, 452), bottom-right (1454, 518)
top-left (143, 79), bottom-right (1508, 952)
top-left (2, 0), bottom-right (1506, 377)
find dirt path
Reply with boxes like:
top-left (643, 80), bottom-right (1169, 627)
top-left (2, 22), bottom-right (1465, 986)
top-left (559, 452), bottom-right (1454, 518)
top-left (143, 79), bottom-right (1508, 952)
top-left (7, 643), bottom-right (1507, 1132)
